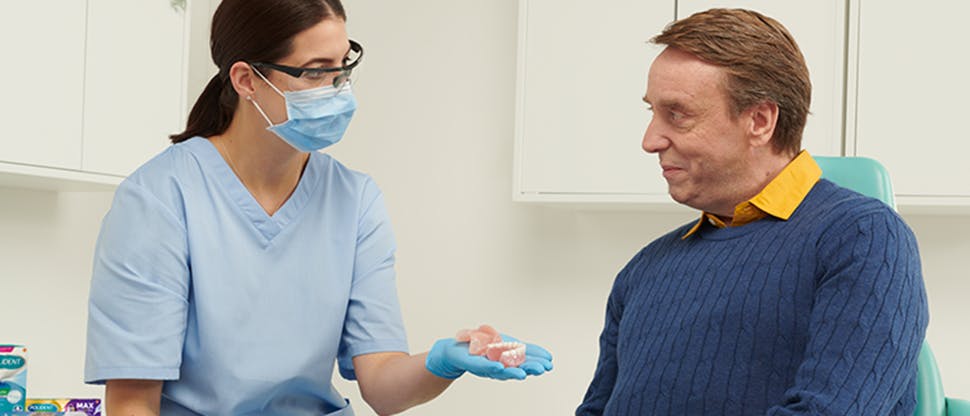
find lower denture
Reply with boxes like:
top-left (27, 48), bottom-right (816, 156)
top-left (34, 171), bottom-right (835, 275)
top-left (486, 341), bottom-right (527, 368)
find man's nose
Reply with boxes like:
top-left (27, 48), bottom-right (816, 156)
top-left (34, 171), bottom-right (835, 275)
top-left (642, 118), bottom-right (669, 153)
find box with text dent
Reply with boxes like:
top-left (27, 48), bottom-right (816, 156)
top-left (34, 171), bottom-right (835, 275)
top-left (0, 345), bottom-right (27, 413)
top-left (25, 399), bottom-right (101, 416)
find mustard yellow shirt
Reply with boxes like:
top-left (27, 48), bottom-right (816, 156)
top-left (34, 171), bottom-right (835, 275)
top-left (682, 151), bottom-right (822, 239)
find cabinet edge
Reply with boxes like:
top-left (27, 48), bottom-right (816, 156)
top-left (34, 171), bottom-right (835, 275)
top-left (0, 161), bottom-right (122, 192)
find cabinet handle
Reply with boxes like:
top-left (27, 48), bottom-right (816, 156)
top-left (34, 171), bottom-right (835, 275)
top-left (170, 0), bottom-right (186, 13)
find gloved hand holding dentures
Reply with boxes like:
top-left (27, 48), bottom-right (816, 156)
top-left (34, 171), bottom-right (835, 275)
top-left (425, 324), bottom-right (554, 381)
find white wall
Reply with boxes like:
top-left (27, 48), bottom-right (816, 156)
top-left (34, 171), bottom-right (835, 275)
top-left (1, 0), bottom-right (968, 414)
top-left (0, 189), bottom-right (112, 399)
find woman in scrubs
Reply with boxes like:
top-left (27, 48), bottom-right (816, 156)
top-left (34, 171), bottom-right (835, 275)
top-left (83, 0), bottom-right (551, 414)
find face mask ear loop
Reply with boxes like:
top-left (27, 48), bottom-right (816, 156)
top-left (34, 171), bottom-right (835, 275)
top-left (248, 66), bottom-right (287, 128)
top-left (247, 96), bottom-right (277, 128)
top-left (251, 66), bottom-right (287, 97)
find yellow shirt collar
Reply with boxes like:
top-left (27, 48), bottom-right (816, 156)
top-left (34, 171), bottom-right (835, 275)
top-left (682, 151), bottom-right (822, 239)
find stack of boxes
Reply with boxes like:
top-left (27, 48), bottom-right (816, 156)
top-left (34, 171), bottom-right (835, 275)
top-left (0, 345), bottom-right (101, 416)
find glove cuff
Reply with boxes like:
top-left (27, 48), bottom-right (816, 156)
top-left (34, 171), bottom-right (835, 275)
top-left (425, 338), bottom-right (465, 379)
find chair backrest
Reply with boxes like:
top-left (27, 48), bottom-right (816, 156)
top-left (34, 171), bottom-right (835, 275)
top-left (814, 156), bottom-right (897, 209)
top-left (814, 156), bottom-right (945, 416)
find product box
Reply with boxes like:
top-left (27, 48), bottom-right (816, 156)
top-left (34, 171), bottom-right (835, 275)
top-left (0, 345), bottom-right (27, 413)
top-left (24, 399), bottom-right (100, 416)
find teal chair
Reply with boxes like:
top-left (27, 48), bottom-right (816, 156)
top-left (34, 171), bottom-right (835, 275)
top-left (815, 156), bottom-right (970, 416)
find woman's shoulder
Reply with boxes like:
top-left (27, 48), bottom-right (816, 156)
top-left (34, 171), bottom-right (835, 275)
top-left (310, 152), bottom-right (382, 195)
top-left (126, 137), bottom-right (200, 180)
top-left (116, 137), bottom-right (212, 210)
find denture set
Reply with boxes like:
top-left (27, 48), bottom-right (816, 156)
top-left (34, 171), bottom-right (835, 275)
top-left (456, 324), bottom-right (527, 368)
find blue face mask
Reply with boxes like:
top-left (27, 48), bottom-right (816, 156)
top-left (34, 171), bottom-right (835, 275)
top-left (249, 72), bottom-right (357, 152)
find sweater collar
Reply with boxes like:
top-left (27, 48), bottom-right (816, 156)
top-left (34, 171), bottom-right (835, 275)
top-left (682, 151), bottom-right (822, 239)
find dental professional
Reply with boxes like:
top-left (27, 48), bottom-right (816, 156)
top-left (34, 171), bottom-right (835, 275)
top-left (83, 1), bottom-right (552, 415)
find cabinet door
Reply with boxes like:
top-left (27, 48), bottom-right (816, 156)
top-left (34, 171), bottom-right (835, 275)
top-left (82, 0), bottom-right (187, 176)
top-left (677, 1), bottom-right (846, 158)
top-left (0, 2), bottom-right (86, 169)
top-left (515, 0), bottom-right (676, 201)
top-left (851, 1), bottom-right (970, 199)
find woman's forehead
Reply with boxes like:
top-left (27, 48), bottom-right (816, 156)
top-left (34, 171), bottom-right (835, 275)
top-left (283, 18), bottom-right (350, 66)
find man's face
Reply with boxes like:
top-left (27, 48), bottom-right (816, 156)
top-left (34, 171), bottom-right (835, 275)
top-left (642, 47), bottom-right (754, 215)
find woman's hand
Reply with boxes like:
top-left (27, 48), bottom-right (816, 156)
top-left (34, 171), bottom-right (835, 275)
top-left (425, 334), bottom-right (553, 380)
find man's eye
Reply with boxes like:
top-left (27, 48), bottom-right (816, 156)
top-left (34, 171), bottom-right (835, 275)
top-left (669, 111), bottom-right (685, 121)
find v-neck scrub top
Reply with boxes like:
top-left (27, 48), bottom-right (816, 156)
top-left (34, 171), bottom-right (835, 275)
top-left (84, 137), bottom-right (408, 415)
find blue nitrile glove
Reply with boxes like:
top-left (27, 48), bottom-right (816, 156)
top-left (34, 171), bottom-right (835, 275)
top-left (501, 333), bottom-right (554, 376)
top-left (425, 334), bottom-right (554, 381)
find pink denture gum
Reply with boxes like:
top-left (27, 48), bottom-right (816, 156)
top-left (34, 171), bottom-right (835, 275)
top-left (456, 324), bottom-right (500, 355)
top-left (456, 324), bottom-right (527, 368)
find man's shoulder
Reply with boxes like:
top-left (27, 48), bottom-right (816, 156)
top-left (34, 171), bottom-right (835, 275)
top-left (800, 179), bottom-right (900, 223)
top-left (798, 179), bottom-right (913, 247)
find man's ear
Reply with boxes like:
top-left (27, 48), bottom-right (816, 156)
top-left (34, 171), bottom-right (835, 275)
top-left (746, 100), bottom-right (779, 148)
top-left (228, 61), bottom-right (258, 99)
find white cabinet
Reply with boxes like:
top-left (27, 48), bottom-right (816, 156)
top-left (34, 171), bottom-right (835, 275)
top-left (83, 0), bottom-right (188, 176)
top-left (514, 1), bottom-right (846, 203)
top-left (0, 2), bottom-right (87, 170)
top-left (0, 0), bottom-right (189, 190)
top-left (514, 0), bottom-right (676, 203)
top-left (677, 1), bottom-right (846, 159)
top-left (847, 0), bottom-right (970, 208)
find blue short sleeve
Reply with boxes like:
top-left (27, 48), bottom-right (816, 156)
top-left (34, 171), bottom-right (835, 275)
top-left (84, 179), bottom-right (190, 384)
top-left (337, 179), bottom-right (409, 380)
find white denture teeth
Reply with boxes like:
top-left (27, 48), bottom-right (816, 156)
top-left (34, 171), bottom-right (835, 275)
top-left (483, 341), bottom-right (527, 367)
top-left (486, 341), bottom-right (523, 349)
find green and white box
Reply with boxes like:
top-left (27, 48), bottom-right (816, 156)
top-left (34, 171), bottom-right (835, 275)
top-left (0, 345), bottom-right (27, 413)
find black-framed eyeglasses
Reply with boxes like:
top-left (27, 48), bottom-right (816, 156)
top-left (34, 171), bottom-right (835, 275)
top-left (250, 39), bottom-right (363, 90)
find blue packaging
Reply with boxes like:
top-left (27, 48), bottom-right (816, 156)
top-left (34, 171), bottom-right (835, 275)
top-left (0, 345), bottom-right (27, 413)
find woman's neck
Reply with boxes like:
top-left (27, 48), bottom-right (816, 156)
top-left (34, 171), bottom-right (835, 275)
top-left (210, 120), bottom-right (308, 216)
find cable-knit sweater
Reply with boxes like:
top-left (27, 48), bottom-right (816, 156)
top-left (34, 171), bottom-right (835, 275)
top-left (577, 179), bottom-right (928, 415)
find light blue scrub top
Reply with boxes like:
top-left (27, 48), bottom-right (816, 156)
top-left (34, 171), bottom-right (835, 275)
top-left (84, 137), bottom-right (408, 415)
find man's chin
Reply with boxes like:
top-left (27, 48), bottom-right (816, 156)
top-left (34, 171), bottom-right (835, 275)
top-left (668, 189), bottom-right (699, 210)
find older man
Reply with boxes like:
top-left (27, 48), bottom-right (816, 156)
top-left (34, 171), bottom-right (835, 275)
top-left (577, 9), bottom-right (928, 416)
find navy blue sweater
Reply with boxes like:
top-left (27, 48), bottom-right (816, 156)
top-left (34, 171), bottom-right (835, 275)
top-left (577, 180), bottom-right (928, 415)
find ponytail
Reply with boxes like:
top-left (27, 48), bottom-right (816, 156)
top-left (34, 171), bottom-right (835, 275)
top-left (171, 0), bottom-right (346, 143)
top-left (169, 74), bottom-right (239, 143)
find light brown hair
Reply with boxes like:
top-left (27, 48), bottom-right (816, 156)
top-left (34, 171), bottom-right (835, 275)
top-left (652, 8), bottom-right (811, 156)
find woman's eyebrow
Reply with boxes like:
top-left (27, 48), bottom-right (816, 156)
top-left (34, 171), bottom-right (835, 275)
top-left (299, 45), bottom-right (353, 67)
top-left (298, 57), bottom-right (338, 67)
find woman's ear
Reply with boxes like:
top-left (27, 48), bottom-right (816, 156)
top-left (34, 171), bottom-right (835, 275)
top-left (746, 100), bottom-right (779, 148)
top-left (228, 61), bottom-right (258, 99)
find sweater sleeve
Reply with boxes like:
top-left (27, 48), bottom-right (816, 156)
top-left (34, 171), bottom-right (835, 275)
top-left (576, 250), bottom-right (643, 416)
top-left (766, 209), bottom-right (928, 415)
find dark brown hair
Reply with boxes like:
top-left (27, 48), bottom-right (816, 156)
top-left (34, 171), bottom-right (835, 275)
top-left (170, 0), bottom-right (347, 143)
top-left (652, 8), bottom-right (811, 155)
